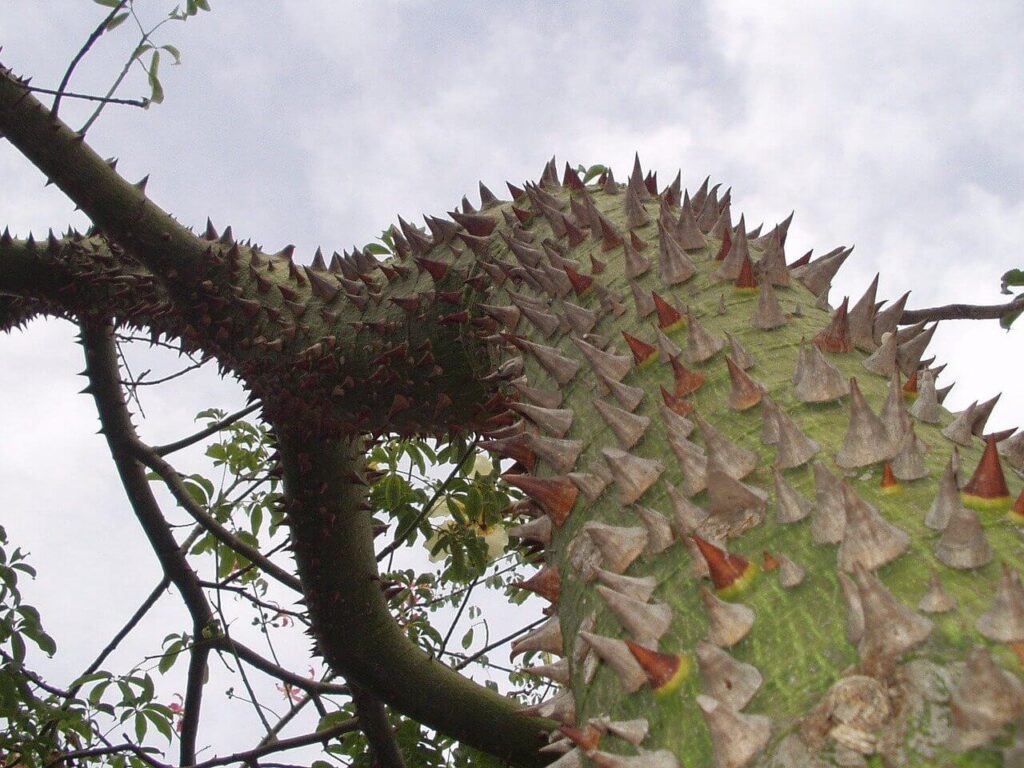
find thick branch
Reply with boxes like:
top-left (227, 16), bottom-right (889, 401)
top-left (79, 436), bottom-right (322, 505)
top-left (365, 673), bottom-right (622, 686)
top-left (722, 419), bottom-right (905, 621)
top-left (350, 683), bottom-right (407, 768)
top-left (0, 63), bottom-right (212, 288)
top-left (131, 441), bottom-right (302, 592)
top-left (79, 319), bottom-right (212, 764)
top-left (278, 433), bottom-right (550, 767)
top-left (899, 293), bottom-right (1024, 324)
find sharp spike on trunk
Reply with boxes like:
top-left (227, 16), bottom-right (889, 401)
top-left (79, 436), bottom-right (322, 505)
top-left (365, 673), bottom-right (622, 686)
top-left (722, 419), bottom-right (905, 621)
top-left (601, 448), bottom-right (664, 505)
top-left (776, 553), bottom-right (805, 587)
top-left (880, 372), bottom-right (912, 444)
top-left (862, 329), bottom-right (898, 377)
top-left (595, 586), bottom-right (672, 647)
top-left (934, 499), bottom-right (993, 570)
top-left (792, 342), bottom-right (847, 402)
top-left (835, 378), bottom-right (897, 469)
top-left (947, 646), bottom-right (1024, 751)
top-left (693, 412), bottom-right (759, 480)
top-left (701, 587), bottom-right (755, 647)
top-left (568, 469), bottom-right (610, 502)
top-left (706, 470), bottom-right (768, 529)
top-left (508, 402), bottom-right (574, 437)
top-left (595, 398), bottom-right (650, 449)
top-left (676, 191), bottom-right (708, 250)
top-left (505, 335), bottom-right (580, 385)
top-left (897, 322), bottom-right (938, 376)
top-left (686, 311), bottom-right (725, 364)
top-left (971, 392), bottom-right (1001, 437)
top-left (501, 474), bottom-right (579, 527)
top-left (624, 185), bottom-right (651, 228)
top-left (925, 455), bottom-right (962, 530)
top-left (692, 536), bottom-right (756, 595)
top-left (961, 434), bottom-right (1011, 510)
top-left (854, 563), bottom-right (932, 678)
top-left (562, 301), bottom-right (600, 335)
top-left (594, 569), bottom-right (658, 602)
top-left (908, 368), bottom-right (941, 422)
top-left (512, 378), bottom-right (563, 409)
top-left (524, 658), bottom-right (570, 685)
top-left (517, 564), bottom-right (562, 603)
top-left (668, 432), bottom-right (708, 497)
top-left (792, 246), bottom-right (850, 297)
top-left (772, 468), bottom-right (813, 523)
top-left (657, 221), bottom-right (698, 284)
top-left (772, 408), bottom-right (820, 469)
top-left (750, 280), bottom-right (788, 330)
top-left (812, 462), bottom-right (847, 545)
top-left (711, 215), bottom-right (750, 282)
top-left (623, 237), bottom-right (651, 279)
top-left (525, 434), bottom-right (584, 474)
top-left (510, 615), bottom-right (564, 657)
top-left (508, 515), bottom-right (553, 545)
top-left (578, 632), bottom-right (647, 693)
top-left (695, 641), bottom-right (763, 711)
top-left (837, 570), bottom-right (865, 643)
top-left (696, 695), bottom-right (771, 768)
top-left (666, 481), bottom-right (708, 534)
top-left (872, 291), bottom-right (910, 343)
top-left (976, 565), bottom-right (1024, 642)
top-left (837, 481), bottom-right (910, 572)
top-left (848, 273), bottom-right (880, 350)
top-left (624, 642), bottom-right (689, 699)
top-left (891, 423), bottom-right (929, 480)
top-left (633, 505), bottom-right (674, 554)
top-left (918, 572), bottom-right (957, 613)
top-left (725, 356), bottom-right (764, 411)
top-left (584, 522), bottom-right (649, 573)
top-left (724, 333), bottom-right (755, 370)
top-left (942, 401), bottom-right (979, 447)
top-left (812, 296), bottom-right (853, 353)
top-left (629, 281), bottom-right (656, 319)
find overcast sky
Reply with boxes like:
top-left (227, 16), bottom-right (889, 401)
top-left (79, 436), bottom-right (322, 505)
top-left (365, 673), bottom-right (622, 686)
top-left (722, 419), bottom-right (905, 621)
top-left (2, 1), bottom-right (1023, 761)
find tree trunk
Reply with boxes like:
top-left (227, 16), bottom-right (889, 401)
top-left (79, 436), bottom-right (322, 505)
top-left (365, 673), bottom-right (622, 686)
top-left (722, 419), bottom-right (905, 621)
top-left (2, 64), bottom-right (1023, 767)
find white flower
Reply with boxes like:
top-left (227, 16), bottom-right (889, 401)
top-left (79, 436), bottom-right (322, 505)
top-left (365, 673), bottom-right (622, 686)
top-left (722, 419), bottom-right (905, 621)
top-left (477, 522), bottom-right (509, 561)
top-left (470, 453), bottom-right (494, 478)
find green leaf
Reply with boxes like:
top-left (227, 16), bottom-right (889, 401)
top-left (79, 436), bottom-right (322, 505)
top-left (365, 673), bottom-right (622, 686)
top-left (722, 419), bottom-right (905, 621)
top-left (147, 51), bottom-right (164, 105)
top-left (583, 164), bottom-right (607, 183)
top-left (106, 11), bottom-right (129, 30)
top-left (363, 242), bottom-right (390, 255)
top-left (461, 626), bottom-right (474, 649)
top-left (1000, 306), bottom-right (1023, 330)
top-left (1001, 268), bottom-right (1024, 293)
top-left (93, 0), bottom-right (123, 7)
top-left (161, 45), bottom-right (182, 65)
top-left (134, 711), bottom-right (148, 742)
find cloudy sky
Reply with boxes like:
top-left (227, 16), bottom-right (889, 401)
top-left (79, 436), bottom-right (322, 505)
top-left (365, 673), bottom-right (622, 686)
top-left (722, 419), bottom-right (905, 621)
top-left (2, 0), bottom-right (1023, 760)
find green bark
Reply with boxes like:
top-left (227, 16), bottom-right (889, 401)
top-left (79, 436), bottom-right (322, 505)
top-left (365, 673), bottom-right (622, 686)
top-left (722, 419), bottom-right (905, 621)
top-left (3, 60), bottom-right (1024, 768)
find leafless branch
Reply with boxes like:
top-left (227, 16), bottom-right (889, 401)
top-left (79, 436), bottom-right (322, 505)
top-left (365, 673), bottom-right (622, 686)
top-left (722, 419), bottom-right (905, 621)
top-left (50, 0), bottom-right (130, 117)
top-left (154, 402), bottom-right (262, 457)
top-left (899, 293), bottom-right (1024, 325)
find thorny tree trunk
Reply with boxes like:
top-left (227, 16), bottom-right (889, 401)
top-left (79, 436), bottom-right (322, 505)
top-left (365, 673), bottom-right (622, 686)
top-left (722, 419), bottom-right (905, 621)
top-left (3, 64), bottom-right (1024, 768)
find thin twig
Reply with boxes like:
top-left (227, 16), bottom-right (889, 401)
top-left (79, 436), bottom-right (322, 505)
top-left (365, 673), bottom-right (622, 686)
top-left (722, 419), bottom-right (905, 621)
top-left (453, 616), bottom-right (546, 671)
top-left (899, 294), bottom-right (1024, 325)
top-left (154, 402), bottom-right (262, 456)
top-left (50, 0), bottom-right (130, 118)
top-left (35, 85), bottom-right (148, 109)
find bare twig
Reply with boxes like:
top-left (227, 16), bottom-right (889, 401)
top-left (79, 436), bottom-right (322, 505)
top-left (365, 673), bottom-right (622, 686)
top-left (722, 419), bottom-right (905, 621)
top-left (34, 85), bottom-right (148, 109)
top-left (453, 617), bottom-right (546, 671)
top-left (899, 294), bottom-right (1024, 325)
top-left (154, 402), bottom-right (262, 457)
top-left (50, 0), bottom-right (130, 117)
top-left (186, 717), bottom-right (359, 768)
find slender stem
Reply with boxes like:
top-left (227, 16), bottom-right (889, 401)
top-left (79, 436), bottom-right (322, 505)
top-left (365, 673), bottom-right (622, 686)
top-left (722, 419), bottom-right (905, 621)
top-left (899, 294), bottom-right (1024, 324)
top-left (154, 403), bottom-right (262, 456)
top-left (49, 0), bottom-right (130, 118)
